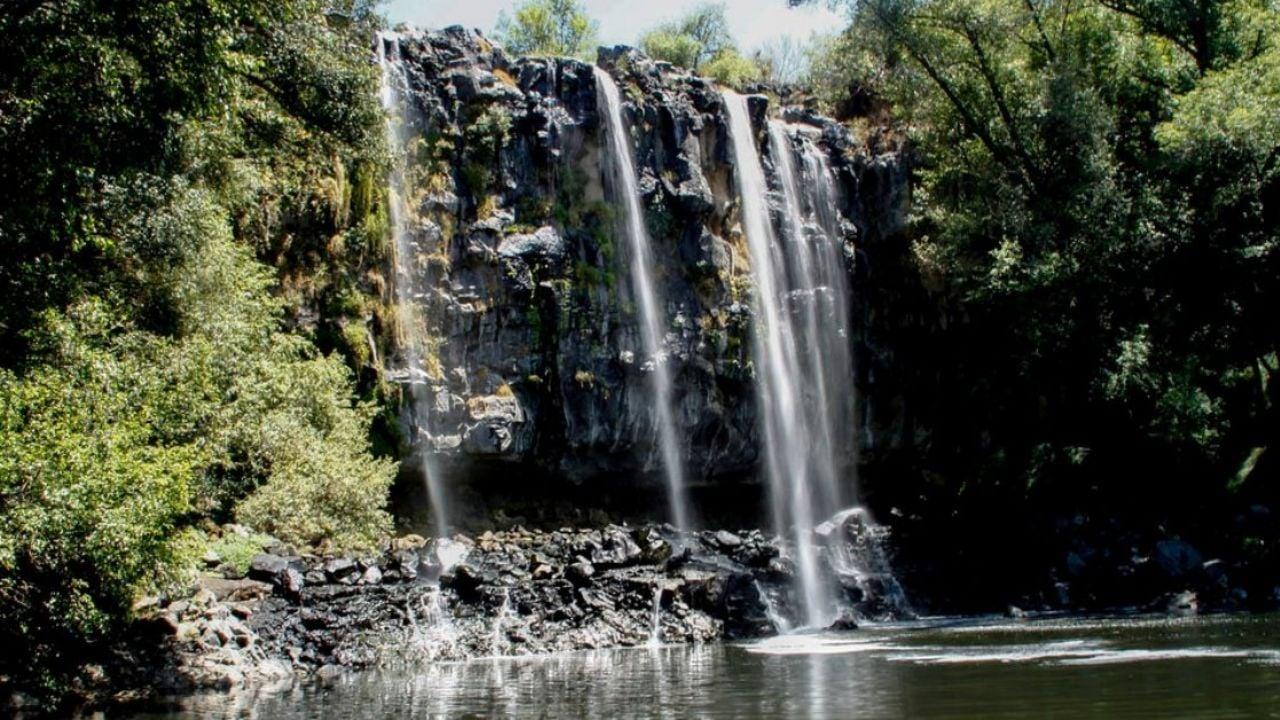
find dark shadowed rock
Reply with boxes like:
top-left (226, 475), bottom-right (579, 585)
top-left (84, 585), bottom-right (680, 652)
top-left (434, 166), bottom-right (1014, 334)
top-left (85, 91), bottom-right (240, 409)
top-left (324, 557), bottom-right (360, 584)
top-left (567, 560), bottom-right (596, 585)
top-left (1155, 540), bottom-right (1203, 579)
top-left (248, 554), bottom-right (305, 590)
top-left (590, 528), bottom-right (643, 567)
top-left (828, 614), bottom-right (860, 631)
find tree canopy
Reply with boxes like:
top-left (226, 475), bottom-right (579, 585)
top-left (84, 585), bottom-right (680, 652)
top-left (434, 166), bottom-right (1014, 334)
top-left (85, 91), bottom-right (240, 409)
top-left (0, 0), bottom-right (396, 698)
top-left (637, 3), bottom-right (765, 85)
top-left (799, 0), bottom-right (1280, 581)
top-left (496, 0), bottom-right (600, 58)
top-left (638, 3), bottom-right (735, 70)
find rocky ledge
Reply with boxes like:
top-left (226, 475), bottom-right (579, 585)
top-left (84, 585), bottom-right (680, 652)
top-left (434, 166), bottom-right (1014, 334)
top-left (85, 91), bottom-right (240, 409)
top-left (117, 517), bottom-right (905, 701)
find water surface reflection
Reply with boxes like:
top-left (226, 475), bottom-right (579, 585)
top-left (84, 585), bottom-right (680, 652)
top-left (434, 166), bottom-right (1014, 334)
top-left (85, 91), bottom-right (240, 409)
top-left (135, 614), bottom-right (1280, 719)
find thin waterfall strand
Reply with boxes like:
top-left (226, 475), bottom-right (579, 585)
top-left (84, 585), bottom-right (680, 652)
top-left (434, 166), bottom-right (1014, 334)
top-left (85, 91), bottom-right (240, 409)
top-left (647, 585), bottom-right (663, 647)
top-left (594, 68), bottom-right (691, 531)
top-left (378, 32), bottom-right (450, 535)
top-left (799, 136), bottom-right (858, 486)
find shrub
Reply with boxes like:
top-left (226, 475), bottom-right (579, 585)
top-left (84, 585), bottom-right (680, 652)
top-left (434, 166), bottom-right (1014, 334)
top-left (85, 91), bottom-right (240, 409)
top-left (227, 352), bottom-right (396, 550)
top-left (0, 310), bottom-right (201, 694)
top-left (703, 49), bottom-right (763, 87)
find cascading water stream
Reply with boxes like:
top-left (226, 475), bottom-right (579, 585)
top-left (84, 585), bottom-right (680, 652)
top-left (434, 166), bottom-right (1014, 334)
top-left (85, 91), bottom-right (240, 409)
top-left (489, 587), bottom-right (512, 656)
top-left (378, 32), bottom-right (450, 535)
top-left (767, 122), bottom-right (847, 516)
top-left (723, 92), bottom-right (829, 627)
top-left (647, 585), bottom-right (664, 647)
top-left (594, 67), bottom-right (691, 531)
top-left (755, 580), bottom-right (792, 634)
top-left (726, 95), bottom-right (907, 629)
top-left (408, 585), bottom-right (460, 660)
top-left (797, 133), bottom-right (858, 473)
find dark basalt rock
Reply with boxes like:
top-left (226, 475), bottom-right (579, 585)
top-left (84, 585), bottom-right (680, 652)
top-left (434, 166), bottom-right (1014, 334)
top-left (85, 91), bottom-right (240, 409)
top-left (442, 562), bottom-right (496, 601)
top-left (237, 524), bottom-right (853, 670)
top-left (324, 557), bottom-right (360, 584)
top-left (248, 554), bottom-right (305, 595)
top-left (381, 29), bottom-right (908, 525)
top-left (713, 530), bottom-right (742, 548)
top-left (107, 521), bottom-right (922, 707)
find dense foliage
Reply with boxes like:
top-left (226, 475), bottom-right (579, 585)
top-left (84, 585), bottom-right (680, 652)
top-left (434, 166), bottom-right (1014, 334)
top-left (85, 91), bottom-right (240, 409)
top-left (2, 0), bottom-right (1277, 701)
top-left (638, 4), bottom-right (765, 86)
top-left (495, 0), bottom-right (599, 58)
top-left (0, 0), bottom-right (396, 696)
top-left (804, 0), bottom-right (1280, 598)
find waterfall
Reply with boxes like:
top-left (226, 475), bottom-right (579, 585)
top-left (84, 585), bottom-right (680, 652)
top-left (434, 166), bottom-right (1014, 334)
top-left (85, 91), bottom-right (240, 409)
top-left (378, 32), bottom-right (450, 535)
top-left (489, 587), bottom-right (512, 656)
top-left (767, 121), bottom-right (854, 517)
top-left (647, 585), bottom-right (663, 647)
top-left (725, 95), bottom-right (909, 627)
top-left (723, 92), bottom-right (829, 627)
top-left (820, 508), bottom-right (914, 619)
top-left (594, 68), bottom-right (691, 531)
top-left (797, 132), bottom-right (858, 477)
top-left (408, 585), bottom-right (460, 660)
top-left (754, 580), bottom-right (792, 634)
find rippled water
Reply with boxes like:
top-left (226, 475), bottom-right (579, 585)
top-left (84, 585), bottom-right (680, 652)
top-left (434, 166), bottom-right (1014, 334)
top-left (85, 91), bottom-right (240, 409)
top-left (134, 614), bottom-right (1280, 719)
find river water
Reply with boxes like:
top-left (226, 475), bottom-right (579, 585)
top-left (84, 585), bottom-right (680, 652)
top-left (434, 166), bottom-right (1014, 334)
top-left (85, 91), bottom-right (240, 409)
top-left (135, 614), bottom-right (1280, 719)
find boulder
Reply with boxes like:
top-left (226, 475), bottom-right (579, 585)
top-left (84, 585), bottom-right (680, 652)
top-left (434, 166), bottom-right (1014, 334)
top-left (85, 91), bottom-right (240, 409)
top-left (281, 568), bottom-right (305, 597)
top-left (1202, 558), bottom-right (1229, 588)
top-left (713, 530), bottom-right (743, 549)
top-left (590, 529), bottom-right (643, 568)
top-left (248, 554), bottom-right (304, 585)
top-left (195, 576), bottom-right (272, 603)
top-left (1163, 590), bottom-right (1199, 616)
top-left (497, 226), bottom-right (565, 262)
top-left (324, 557), bottom-right (361, 584)
top-left (566, 561), bottom-right (596, 585)
top-left (443, 563), bottom-right (496, 601)
top-left (389, 550), bottom-right (421, 581)
top-left (1154, 540), bottom-right (1203, 579)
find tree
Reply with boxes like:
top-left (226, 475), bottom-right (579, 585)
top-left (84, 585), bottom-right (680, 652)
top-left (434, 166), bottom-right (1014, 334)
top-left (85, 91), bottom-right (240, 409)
top-left (703, 48), bottom-right (764, 86)
top-left (639, 28), bottom-right (704, 69)
top-left (0, 195), bottom-right (396, 699)
top-left (758, 35), bottom-right (809, 84)
top-left (0, 0), bottom-right (385, 364)
top-left (0, 0), bottom-right (397, 701)
top-left (639, 3), bottom-right (734, 71)
top-left (495, 0), bottom-right (599, 58)
top-left (807, 0), bottom-right (1280, 537)
top-left (0, 308), bottom-right (202, 696)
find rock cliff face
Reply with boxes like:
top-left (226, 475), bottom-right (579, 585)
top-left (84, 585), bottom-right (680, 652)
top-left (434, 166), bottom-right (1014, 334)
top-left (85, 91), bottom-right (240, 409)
top-left (380, 28), bottom-right (907, 525)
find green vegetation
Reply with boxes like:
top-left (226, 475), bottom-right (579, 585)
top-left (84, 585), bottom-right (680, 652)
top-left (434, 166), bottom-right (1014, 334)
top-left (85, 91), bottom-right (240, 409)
top-left (639, 4), bottom-right (766, 86)
top-left (204, 531), bottom-right (278, 577)
top-left (495, 0), bottom-right (599, 58)
top-left (639, 3), bottom-right (735, 71)
top-left (0, 0), bottom-right (395, 697)
top-left (703, 49), bottom-right (765, 87)
top-left (3, 0), bottom-right (1277, 701)
top-left (801, 0), bottom-right (1280, 572)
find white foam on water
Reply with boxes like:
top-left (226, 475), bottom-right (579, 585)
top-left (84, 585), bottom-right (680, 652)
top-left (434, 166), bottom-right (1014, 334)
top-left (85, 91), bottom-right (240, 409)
top-left (746, 633), bottom-right (896, 656)
top-left (885, 640), bottom-right (1108, 665)
top-left (434, 538), bottom-right (469, 573)
top-left (1054, 647), bottom-right (1280, 666)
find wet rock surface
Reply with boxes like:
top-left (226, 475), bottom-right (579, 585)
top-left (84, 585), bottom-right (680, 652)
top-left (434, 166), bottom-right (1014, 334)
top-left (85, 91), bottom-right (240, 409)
top-left (249, 525), bottom-right (798, 669)
top-left (121, 521), bottom-right (908, 698)
top-left (379, 28), bottom-right (908, 519)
